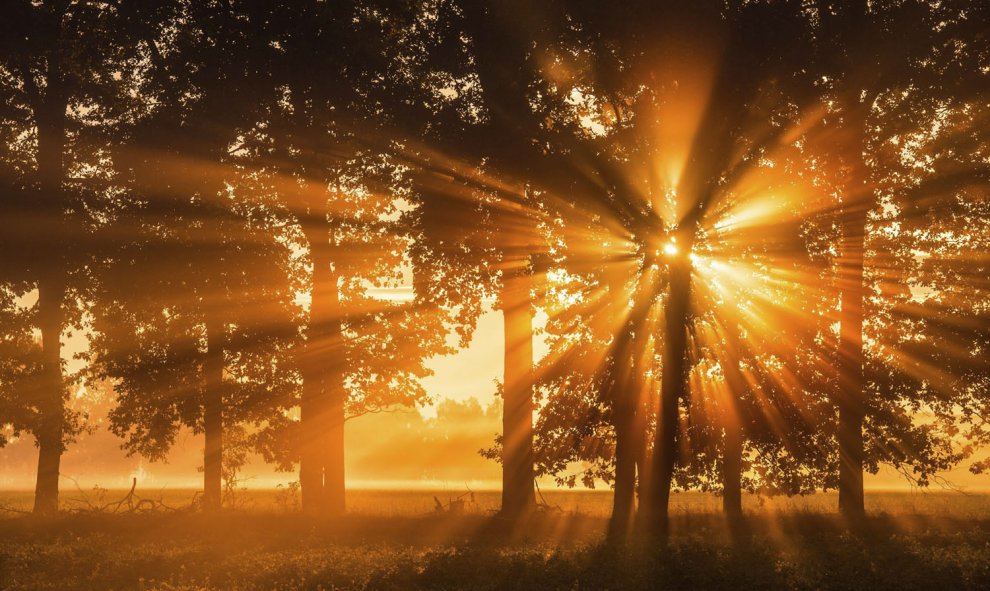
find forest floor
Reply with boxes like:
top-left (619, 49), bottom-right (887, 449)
top-left (1, 490), bottom-right (989, 590)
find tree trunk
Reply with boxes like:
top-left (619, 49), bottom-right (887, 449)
top-left (33, 273), bottom-right (64, 515)
top-left (324, 330), bottom-right (346, 516)
top-left (300, 239), bottom-right (346, 514)
top-left (609, 402), bottom-right (637, 539)
top-left (633, 371), bottom-right (652, 514)
top-left (298, 361), bottom-right (324, 512)
top-left (721, 331), bottom-right (746, 520)
top-left (608, 268), bottom-right (655, 541)
top-left (500, 269), bottom-right (536, 520)
top-left (607, 315), bottom-right (635, 539)
top-left (644, 255), bottom-right (692, 536)
top-left (202, 316), bottom-right (224, 511)
top-left (299, 239), bottom-right (328, 512)
top-left (722, 415), bottom-right (743, 518)
top-left (32, 38), bottom-right (67, 516)
top-left (837, 103), bottom-right (871, 522)
top-left (838, 208), bottom-right (867, 521)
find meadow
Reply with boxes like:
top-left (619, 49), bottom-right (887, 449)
top-left (2, 489), bottom-right (989, 590)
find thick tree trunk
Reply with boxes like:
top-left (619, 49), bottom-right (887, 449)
top-left (202, 316), bottom-right (224, 511)
top-left (299, 240), bottom-right (328, 512)
top-left (300, 239), bottom-right (346, 514)
top-left (298, 362), bottom-right (324, 512)
top-left (644, 255), bottom-right (692, 536)
top-left (500, 270), bottom-right (536, 520)
top-left (609, 404), bottom-right (637, 539)
top-left (33, 273), bottom-right (64, 515)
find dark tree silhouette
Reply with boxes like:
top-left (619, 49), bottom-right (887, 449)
top-left (0, 0), bottom-right (144, 514)
top-left (88, 0), bottom-right (299, 511)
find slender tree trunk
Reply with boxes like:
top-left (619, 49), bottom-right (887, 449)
top-left (32, 40), bottom-right (67, 516)
top-left (722, 415), bottom-right (743, 518)
top-left (33, 273), bottom-right (64, 515)
top-left (500, 269), bottom-right (536, 520)
top-left (607, 312), bottom-right (635, 539)
top-left (608, 268), bottom-right (655, 541)
top-left (837, 207), bottom-right (867, 521)
top-left (324, 287), bottom-right (346, 516)
top-left (299, 239), bottom-right (328, 512)
top-left (721, 331), bottom-right (746, 520)
top-left (633, 371), bottom-right (652, 512)
top-left (837, 104), bottom-right (871, 522)
top-left (645, 255), bottom-right (692, 536)
top-left (202, 316), bottom-right (224, 511)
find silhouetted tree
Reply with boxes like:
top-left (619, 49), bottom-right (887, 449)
top-left (813, 0), bottom-right (990, 519)
top-left (0, 0), bottom-right (143, 513)
top-left (85, 0), bottom-right (300, 511)
top-left (241, 0), bottom-right (458, 513)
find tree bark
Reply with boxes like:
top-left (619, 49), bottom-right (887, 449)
top-left (607, 304), bottom-right (635, 539)
top-left (299, 235), bottom-right (346, 515)
top-left (299, 239), bottom-right (327, 513)
top-left (202, 316), bottom-right (224, 511)
top-left (722, 413), bottom-right (743, 518)
top-left (837, 206), bottom-right (867, 521)
top-left (644, 254), bottom-right (692, 536)
top-left (609, 392), bottom-right (637, 540)
top-left (324, 318), bottom-right (346, 516)
top-left (32, 30), bottom-right (68, 516)
top-left (608, 267), bottom-right (655, 541)
top-left (721, 330), bottom-right (747, 520)
top-left (500, 269), bottom-right (536, 520)
top-left (633, 368), bottom-right (652, 515)
top-left (298, 357), bottom-right (324, 513)
top-left (837, 102), bottom-right (871, 522)
top-left (33, 273), bottom-right (64, 515)
top-left (300, 237), bottom-right (346, 514)
top-left (814, 0), bottom-right (872, 523)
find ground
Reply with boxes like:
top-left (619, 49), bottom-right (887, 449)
top-left (1, 490), bottom-right (989, 590)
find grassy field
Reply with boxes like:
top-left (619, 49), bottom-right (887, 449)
top-left (1, 490), bottom-right (989, 590)
top-left (5, 487), bottom-right (990, 517)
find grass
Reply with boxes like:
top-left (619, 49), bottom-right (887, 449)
top-left (1, 490), bottom-right (989, 590)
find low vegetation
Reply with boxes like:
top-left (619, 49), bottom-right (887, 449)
top-left (2, 491), bottom-right (989, 591)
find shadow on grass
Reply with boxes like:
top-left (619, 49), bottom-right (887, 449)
top-left (1, 511), bottom-right (988, 590)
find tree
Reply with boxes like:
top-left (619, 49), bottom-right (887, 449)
top-left (812, 0), bottom-right (990, 519)
top-left (87, 0), bottom-right (300, 511)
top-left (513, 0), bottom-right (821, 537)
top-left (241, 0), bottom-right (459, 513)
top-left (0, 0), bottom-right (142, 513)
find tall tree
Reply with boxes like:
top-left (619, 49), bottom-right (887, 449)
top-left (244, 0), bottom-right (456, 513)
top-left (87, 0), bottom-right (299, 511)
top-left (813, 0), bottom-right (990, 519)
top-left (0, 0), bottom-right (141, 513)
